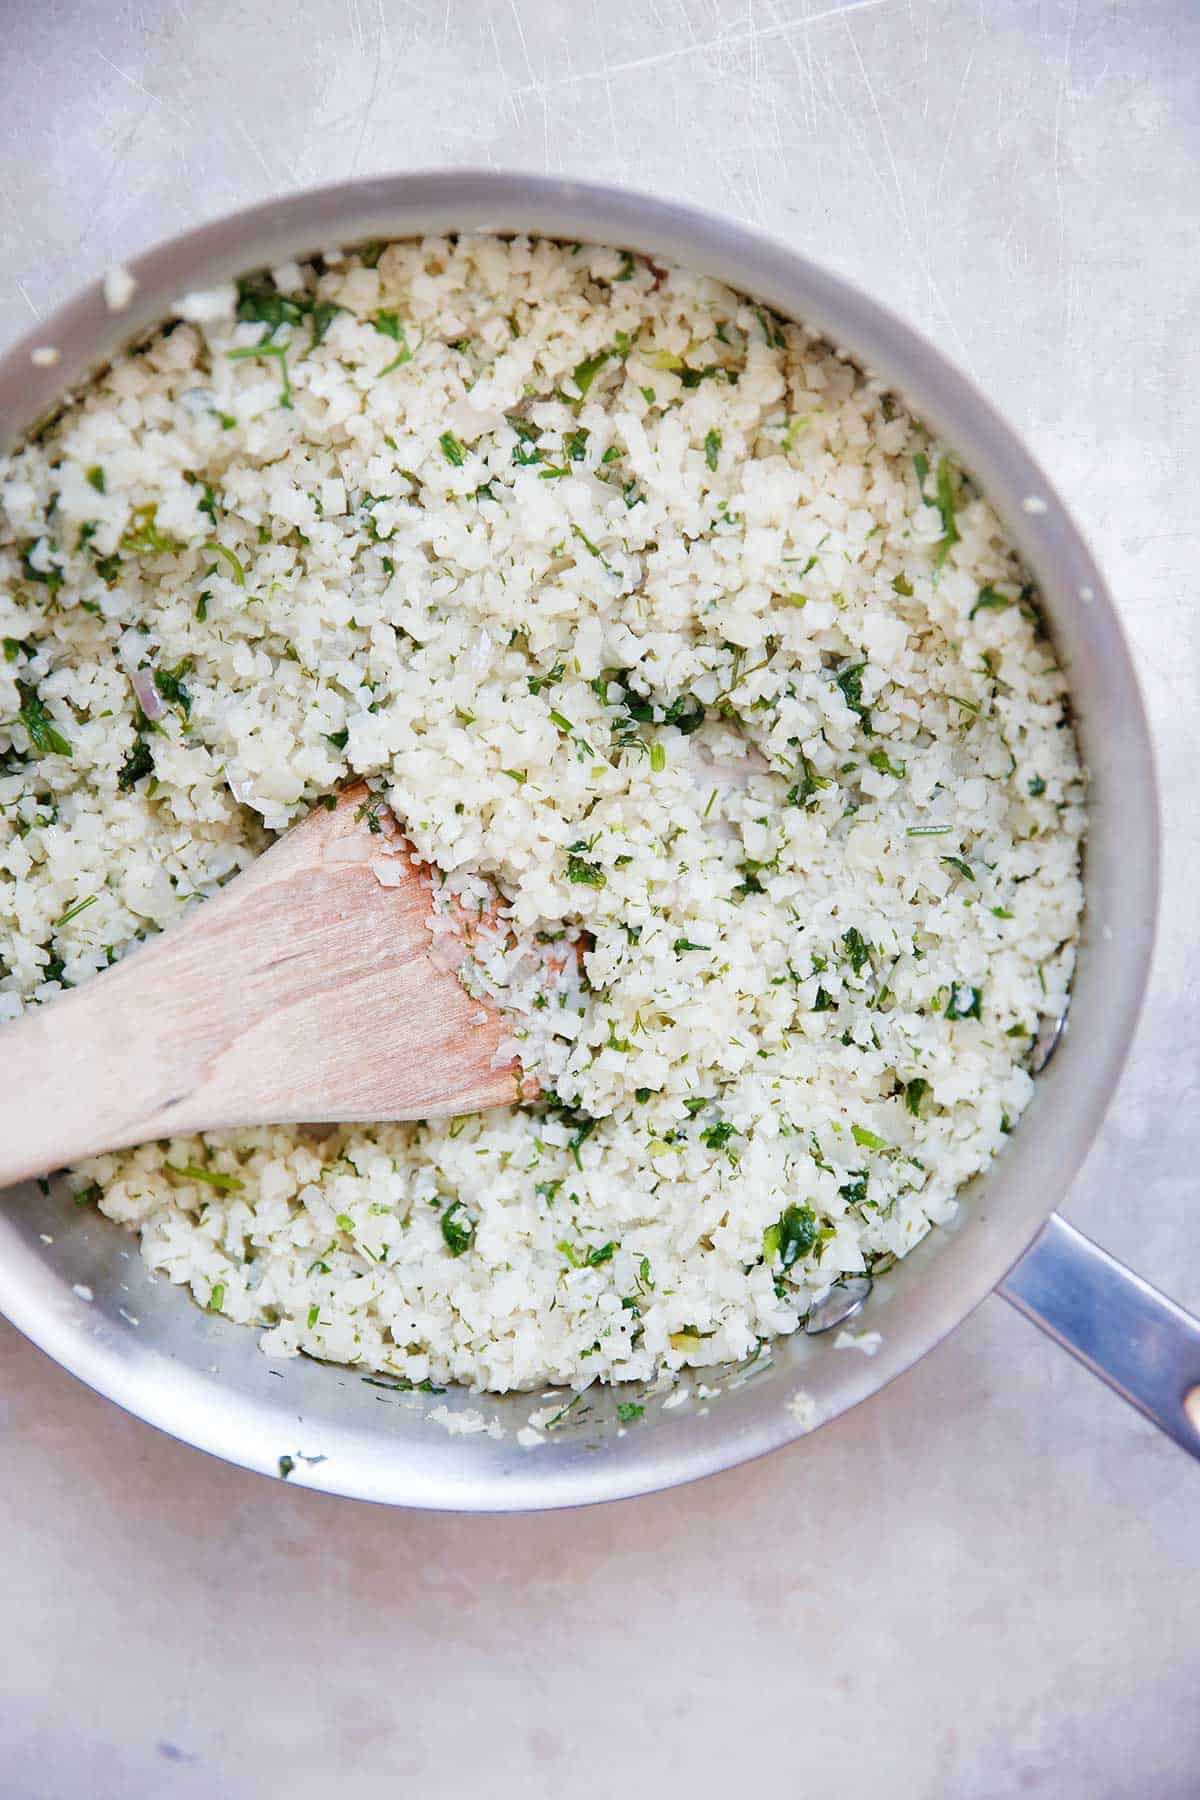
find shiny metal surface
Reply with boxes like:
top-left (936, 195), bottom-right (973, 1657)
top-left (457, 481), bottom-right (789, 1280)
top-left (1000, 1214), bottom-right (1200, 1458)
top-left (0, 171), bottom-right (1165, 1508)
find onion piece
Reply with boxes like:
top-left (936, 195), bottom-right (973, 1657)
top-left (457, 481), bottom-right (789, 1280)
top-left (131, 668), bottom-right (166, 721)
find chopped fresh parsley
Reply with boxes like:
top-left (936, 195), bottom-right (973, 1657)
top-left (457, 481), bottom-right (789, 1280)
top-left (121, 504), bottom-right (184, 557)
top-left (663, 692), bottom-right (705, 735)
top-left (841, 927), bottom-right (871, 974)
top-left (373, 310), bottom-right (413, 374)
top-left (970, 584), bottom-right (1010, 619)
top-left (308, 300), bottom-right (344, 350)
top-left (166, 1163), bottom-right (244, 1192)
top-left (563, 1115), bottom-right (596, 1169)
top-left (226, 339), bottom-right (293, 408)
top-left (851, 1123), bottom-right (888, 1151)
top-left (868, 747), bottom-right (905, 779)
top-left (787, 756), bottom-right (831, 809)
top-left (154, 658), bottom-right (193, 717)
top-left (203, 541), bottom-right (245, 586)
top-left (705, 429), bottom-right (721, 471)
top-left (617, 1401), bottom-right (645, 1424)
top-left (17, 685), bottom-right (71, 757)
top-left (904, 1077), bottom-right (931, 1117)
top-left (835, 661), bottom-right (872, 732)
top-left (440, 1199), bottom-right (476, 1256)
top-left (932, 457), bottom-right (960, 576)
top-left (117, 735), bottom-right (154, 791)
top-left (566, 847), bottom-right (606, 887)
top-left (19, 542), bottom-right (64, 594)
top-left (763, 1203), bottom-right (819, 1270)
top-left (945, 982), bottom-right (983, 1021)
top-left (570, 348), bottom-right (611, 401)
top-left (700, 1119), bottom-right (736, 1151)
top-left (439, 431), bottom-right (466, 467)
top-left (527, 661), bottom-right (564, 695)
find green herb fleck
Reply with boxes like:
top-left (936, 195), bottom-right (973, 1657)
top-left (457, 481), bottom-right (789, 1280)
top-left (570, 348), bottom-right (612, 401)
top-left (836, 661), bottom-right (872, 732)
top-left (932, 458), bottom-right (960, 576)
top-left (166, 1163), bottom-right (244, 1192)
top-left (17, 686), bottom-right (71, 757)
top-left (117, 735), bottom-right (154, 791)
top-left (970, 584), bottom-right (1010, 619)
top-left (700, 1119), bottom-right (737, 1151)
top-left (851, 1123), bottom-right (889, 1151)
top-left (868, 747), bottom-right (905, 779)
top-left (373, 311), bottom-right (413, 374)
top-left (841, 927), bottom-right (871, 974)
top-left (203, 541), bottom-right (245, 586)
top-left (945, 983), bottom-right (983, 1021)
top-left (440, 1199), bottom-right (475, 1256)
top-left (904, 1077), bottom-right (931, 1117)
top-left (763, 1203), bottom-right (819, 1271)
top-left (566, 850), bottom-right (606, 887)
top-left (53, 895), bottom-right (97, 929)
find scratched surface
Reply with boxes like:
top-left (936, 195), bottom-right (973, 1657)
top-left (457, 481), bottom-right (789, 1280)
top-left (1, 3), bottom-right (1198, 1796)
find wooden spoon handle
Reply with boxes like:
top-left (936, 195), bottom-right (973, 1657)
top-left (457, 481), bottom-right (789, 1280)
top-left (0, 787), bottom-right (524, 1189)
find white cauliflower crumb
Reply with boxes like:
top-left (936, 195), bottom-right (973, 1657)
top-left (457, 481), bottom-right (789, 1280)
top-left (427, 1404), bottom-right (503, 1439)
top-left (786, 1390), bottom-right (823, 1433)
top-left (103, 265), bottom-right (138, 312)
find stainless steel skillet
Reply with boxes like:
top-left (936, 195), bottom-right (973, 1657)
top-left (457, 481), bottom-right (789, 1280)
top-left (0, 171), bottom-right (1191, 1508)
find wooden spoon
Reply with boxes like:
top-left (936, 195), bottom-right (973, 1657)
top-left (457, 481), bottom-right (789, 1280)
top-left (0, 783), bottom-right (528, 1190)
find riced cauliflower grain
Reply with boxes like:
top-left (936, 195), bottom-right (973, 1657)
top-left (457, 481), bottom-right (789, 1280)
top-left (0, 236), bottom-right (1083, 1393)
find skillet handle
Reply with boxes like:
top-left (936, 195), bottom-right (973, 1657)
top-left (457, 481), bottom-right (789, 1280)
top-left (999, 1211), bottom-right (1200, 1459)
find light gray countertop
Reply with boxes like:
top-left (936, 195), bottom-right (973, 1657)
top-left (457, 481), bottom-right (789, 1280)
top-left (1, 3), bottom-right (1197, 1795)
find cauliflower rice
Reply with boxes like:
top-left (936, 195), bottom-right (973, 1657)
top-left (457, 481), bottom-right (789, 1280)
top-left (0, 236), bottom-right (1084, 1393)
